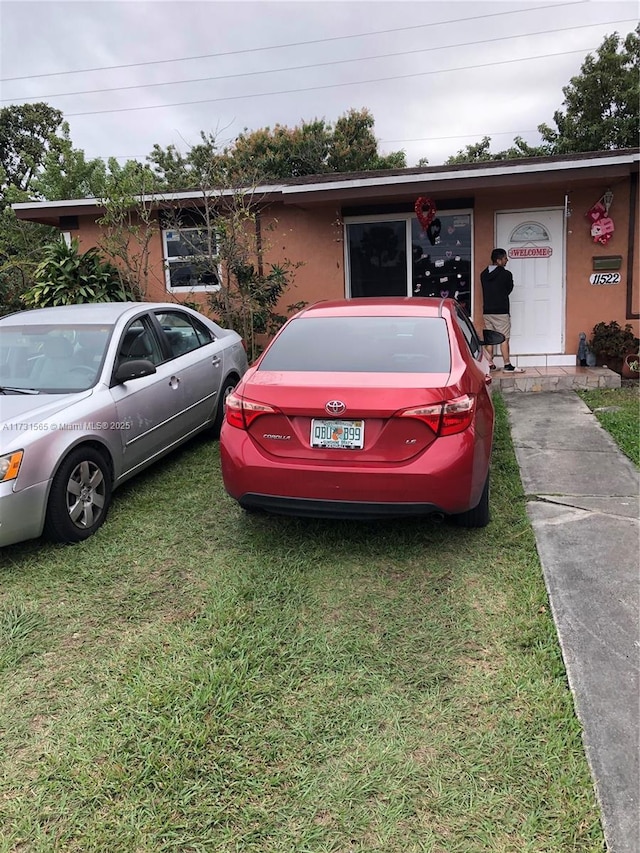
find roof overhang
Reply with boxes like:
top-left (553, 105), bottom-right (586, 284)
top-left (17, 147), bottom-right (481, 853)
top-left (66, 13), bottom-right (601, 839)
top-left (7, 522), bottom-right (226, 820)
top-left (11, 184), bottom-right (286, 226)
top-left (280, 152), bottom-right (640, 205)
top-left (11, 150), bottom-right (639, 224)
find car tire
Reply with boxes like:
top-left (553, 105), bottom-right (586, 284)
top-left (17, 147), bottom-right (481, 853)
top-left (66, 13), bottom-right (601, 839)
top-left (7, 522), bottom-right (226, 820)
top-left (211, 374), bottom-right (239, 437)
top-left (452, 472), bottom-right (490, 528)
top-left (44, 447), bottom-right (112, 543)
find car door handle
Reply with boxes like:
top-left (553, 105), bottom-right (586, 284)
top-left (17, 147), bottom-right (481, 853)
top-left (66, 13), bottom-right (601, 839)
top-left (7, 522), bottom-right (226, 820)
top-left (212, 356), bottom-right (221, 366)
top-left (169, 375), bottom-right (181, 389)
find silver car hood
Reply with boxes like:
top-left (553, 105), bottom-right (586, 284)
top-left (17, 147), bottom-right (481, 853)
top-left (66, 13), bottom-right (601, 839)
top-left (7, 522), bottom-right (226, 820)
top-left (0, 390), bottom-right (94, 444)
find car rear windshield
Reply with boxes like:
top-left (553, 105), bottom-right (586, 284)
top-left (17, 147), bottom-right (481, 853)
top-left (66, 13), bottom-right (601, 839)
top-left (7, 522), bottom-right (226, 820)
top-left (258, 315), bottom-right (451, 373)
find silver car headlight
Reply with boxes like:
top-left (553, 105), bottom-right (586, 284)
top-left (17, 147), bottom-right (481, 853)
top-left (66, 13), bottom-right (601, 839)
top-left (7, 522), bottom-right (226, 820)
top-left (0, 450), bottom-right (24, 482)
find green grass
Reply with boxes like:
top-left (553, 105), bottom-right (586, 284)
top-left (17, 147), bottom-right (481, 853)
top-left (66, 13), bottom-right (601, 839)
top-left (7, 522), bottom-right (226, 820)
top-left (577, 384), bottom-right (640, 467)
top-left (0, 396), bottom-right (604, 852)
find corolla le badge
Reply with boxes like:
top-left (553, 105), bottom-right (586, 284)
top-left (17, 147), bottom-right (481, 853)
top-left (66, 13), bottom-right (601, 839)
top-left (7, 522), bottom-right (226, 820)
top-left (325, 400), bottom-right (346, 416)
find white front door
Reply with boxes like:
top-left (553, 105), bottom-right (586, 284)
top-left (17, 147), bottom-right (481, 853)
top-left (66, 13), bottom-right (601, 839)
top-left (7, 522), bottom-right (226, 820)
top-left (495, 209), bottom-right (564, 355)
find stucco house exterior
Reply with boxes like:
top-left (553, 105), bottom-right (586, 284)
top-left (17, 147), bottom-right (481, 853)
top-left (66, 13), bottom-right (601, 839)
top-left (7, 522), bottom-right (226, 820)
top-left (13, 147), bottom-right (639, 368)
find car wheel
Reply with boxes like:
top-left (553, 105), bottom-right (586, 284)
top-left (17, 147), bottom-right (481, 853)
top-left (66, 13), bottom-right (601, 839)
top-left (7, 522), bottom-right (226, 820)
top-left (44, 447), bottom-right (112, 543)
top-left (452, 472), bottom-right (490, 528)
top-left (211, 374), bottom-right (239, 437)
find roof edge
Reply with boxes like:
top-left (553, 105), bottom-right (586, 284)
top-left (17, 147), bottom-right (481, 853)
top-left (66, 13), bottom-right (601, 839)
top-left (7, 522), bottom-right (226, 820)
top-left (281, 151), bottom-right (640, 195)
top-left (11, 149), bottom-right (639, 215)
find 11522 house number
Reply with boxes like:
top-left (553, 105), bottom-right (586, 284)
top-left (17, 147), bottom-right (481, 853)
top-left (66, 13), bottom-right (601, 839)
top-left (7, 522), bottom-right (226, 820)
top-left (590, 272), bottom-right (621, 285)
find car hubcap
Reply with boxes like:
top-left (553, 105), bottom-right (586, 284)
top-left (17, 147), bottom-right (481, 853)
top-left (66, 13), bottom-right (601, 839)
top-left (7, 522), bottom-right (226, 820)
top-left (66, 460), bottom-right (106, 529)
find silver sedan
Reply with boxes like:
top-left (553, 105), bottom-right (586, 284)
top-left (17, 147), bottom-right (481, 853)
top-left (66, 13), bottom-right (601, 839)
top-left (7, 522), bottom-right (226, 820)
top-left (0, 302), bottom-right (248, 547)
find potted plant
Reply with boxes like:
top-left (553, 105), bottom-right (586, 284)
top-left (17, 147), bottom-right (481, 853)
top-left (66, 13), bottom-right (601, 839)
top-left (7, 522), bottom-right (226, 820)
top-left (621, 354), bottom-right (640, 379)
top-left (589, 321), bottom-right (639, 374)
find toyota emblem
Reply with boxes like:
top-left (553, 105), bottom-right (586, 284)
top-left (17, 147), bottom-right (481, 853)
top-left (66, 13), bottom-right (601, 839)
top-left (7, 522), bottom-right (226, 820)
top-left (325, 400), bottom-right (346, 416)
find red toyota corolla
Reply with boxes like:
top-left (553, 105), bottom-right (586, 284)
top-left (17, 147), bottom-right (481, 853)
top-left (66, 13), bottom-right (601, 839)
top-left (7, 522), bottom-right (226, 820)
top-left (220, 297), bottom-right (504, 526)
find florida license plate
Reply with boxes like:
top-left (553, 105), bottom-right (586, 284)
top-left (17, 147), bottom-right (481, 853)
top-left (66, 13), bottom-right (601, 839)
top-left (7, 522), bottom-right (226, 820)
top-left (310, 419), bottom-right (364, 449)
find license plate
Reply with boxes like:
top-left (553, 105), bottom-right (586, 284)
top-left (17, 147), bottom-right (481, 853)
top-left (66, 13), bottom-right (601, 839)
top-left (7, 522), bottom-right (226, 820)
top-left (311, 419), bottom-right (364, 449)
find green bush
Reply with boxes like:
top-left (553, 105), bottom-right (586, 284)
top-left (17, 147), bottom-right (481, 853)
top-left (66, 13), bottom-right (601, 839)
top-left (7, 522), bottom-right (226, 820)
top-left (208, 259), bottom-right (305, 362)
top-left (22, 238), bottom-right (137, 308)
top-left (589, 320), bottom-right (639, 359)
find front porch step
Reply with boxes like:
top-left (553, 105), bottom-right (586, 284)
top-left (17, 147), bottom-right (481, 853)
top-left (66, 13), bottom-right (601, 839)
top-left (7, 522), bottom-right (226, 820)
top-left (492, 366), bottom-right (621, 393)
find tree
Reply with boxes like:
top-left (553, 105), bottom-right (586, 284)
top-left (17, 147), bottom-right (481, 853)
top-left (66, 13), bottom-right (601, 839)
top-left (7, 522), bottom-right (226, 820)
top-left (222, 119), bottom-right (332, 182)
top-left (0, 168), bottom-right (59, 315)
top-left (147, 132), bottom-right (223, 190)
top-left (445, 137), bottom-right (495, 165)
top-left (0, 104), bottom-right (109, 311)
top-left (223, 108), bottom-right (405, 181)
top-left (159, 165), bottom-right (305, 360)
top-left (441, 27), bottom-right (639, 165)
top-left (148, 108), bottom-right (406, 189)
top-left (0, 103), bottom-right (64, 195)
top-left (95, 159), bottom-right (163, 300)
top-left (539, 26), bottom-right (639, 153)
top-left (32, 122), bottom-right (108, 201)
top-left (169, 193), bottom-right (305, 361)
top-left (0, 185), bottom-right (58, 315)
top-left (445, 135), bottom-right (549, 165)
top-left (328, 108), bottom-right (406, 172)
top-left (148, 142), bottom-right (194, 191)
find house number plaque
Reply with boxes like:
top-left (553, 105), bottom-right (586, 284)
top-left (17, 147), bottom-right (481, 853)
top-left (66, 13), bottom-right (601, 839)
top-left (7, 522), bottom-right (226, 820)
top-left (589, 272), bottom-right (621, 285)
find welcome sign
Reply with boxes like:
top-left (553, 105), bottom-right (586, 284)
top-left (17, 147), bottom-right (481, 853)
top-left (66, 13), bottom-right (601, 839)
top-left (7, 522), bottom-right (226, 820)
top-left (508, 247), bottom-right (553, 258)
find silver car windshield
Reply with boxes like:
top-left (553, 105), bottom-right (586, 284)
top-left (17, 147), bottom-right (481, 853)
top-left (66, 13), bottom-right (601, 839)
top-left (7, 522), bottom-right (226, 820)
top-left (0, 324), bottom-right (113, 393)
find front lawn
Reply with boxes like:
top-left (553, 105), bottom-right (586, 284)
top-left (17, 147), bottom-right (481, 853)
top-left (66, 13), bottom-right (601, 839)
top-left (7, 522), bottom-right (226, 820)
top-left (577, 383), bottom-right (640, 467)
top-left (0, 396), bottom-right (604, 852)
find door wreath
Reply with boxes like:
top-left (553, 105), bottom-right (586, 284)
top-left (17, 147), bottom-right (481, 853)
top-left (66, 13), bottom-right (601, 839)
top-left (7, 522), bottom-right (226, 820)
top-left (414, 197), bottom-right (437, 231)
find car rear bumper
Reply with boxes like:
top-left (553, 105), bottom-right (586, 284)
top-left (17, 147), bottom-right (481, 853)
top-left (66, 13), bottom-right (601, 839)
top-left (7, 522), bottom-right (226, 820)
top-left (239, 493), bottom-right (443, 519)
top-left (220, 426), bottom-right (487, 516)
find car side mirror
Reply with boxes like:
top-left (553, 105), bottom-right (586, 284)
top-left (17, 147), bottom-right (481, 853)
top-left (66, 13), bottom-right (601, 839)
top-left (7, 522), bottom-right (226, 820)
top-left (481, 329), bottom-right (506, 346)
top-left (114, 359), bottom-right (157, 383)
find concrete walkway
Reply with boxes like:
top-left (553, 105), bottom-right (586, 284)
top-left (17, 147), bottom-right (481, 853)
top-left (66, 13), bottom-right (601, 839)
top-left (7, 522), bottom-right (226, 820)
top-left (494, 364), bottom-right (621, 393)
top-left (504, 391), bottom-right (639, 853)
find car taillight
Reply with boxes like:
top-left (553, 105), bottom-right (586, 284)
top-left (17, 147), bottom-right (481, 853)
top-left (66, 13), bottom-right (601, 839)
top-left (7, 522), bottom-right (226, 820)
top-left (398, 394), bottom-right (475, 436)
top-left (225, 392), bottom-right (278, 430)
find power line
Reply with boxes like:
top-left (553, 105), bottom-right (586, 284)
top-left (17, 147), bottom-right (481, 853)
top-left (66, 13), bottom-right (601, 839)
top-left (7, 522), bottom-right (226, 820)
top-left (3, 18), bottom-right (632, 104)
top-left (0, 1), bottom-right (590, 84)
top-left (63, 46), bottom-right (597, 119)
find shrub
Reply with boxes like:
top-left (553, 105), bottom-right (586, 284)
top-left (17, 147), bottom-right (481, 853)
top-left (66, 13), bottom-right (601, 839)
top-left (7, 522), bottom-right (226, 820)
top-left (22, 238), bottom-right (137, 308)
top-left (208, 259), bottom-right (305, 362)
top-left (589, 320), bottom-right (639, 360)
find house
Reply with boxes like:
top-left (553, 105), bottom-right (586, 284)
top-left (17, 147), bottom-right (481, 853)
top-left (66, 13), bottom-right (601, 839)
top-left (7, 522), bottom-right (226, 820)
top-left (13, 148), bottom-right (639, 368)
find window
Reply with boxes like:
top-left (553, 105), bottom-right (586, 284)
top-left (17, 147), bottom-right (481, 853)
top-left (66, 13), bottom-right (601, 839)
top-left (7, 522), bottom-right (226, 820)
top-left (344, 211), bottom-right (472, 307)
top-left (411, 214), bottom-right (472, 311)
top-left (163, 226), bottom-right (221, 293)
top-left (117, 317), bottom-right (163, 367)
top-left (257, 316), bottom-right (451, 373)
top-left (509, 222), bottom-right (549, 242)
top-left (0, 324), bottom-right (111, 392)
top-left (155, 310), bottom-right (214, 358)
top-left (454, 305), bottom-right (482, 359)
top-left (346, 220), bottom-right (408, 297)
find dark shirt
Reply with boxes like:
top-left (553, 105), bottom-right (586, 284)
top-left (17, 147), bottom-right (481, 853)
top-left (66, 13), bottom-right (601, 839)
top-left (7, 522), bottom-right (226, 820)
top-left (481, 265), bottom-right (514, 314)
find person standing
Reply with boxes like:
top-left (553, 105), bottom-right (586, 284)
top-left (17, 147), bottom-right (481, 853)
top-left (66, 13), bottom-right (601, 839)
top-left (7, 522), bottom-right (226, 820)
top-left (480, 248), bottom-right (524, 373)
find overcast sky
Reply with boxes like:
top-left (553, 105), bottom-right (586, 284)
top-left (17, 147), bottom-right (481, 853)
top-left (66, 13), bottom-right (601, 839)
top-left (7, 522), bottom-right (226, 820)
top-left (1, 0), bottom-right (637, 169)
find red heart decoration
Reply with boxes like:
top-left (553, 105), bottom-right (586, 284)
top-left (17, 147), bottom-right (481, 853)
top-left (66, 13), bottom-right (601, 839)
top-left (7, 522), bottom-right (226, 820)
top-left (415, 197), bottom-right (436, 231)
